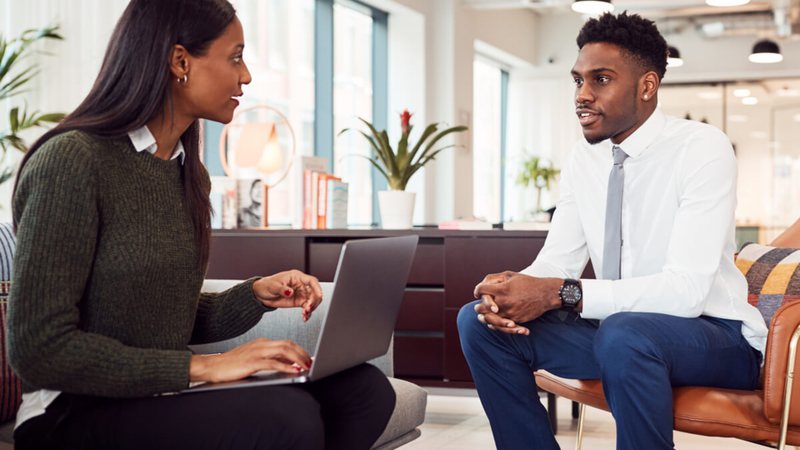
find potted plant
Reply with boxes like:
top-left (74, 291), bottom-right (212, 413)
top-left (516, 155), bottom-right (560, 221)
top-left (339, 110), bottom-right (468, 229)
top-left (0, 25), bottom-right (65, 185)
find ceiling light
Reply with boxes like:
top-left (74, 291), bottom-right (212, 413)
top-left (697, 91), bottom-right (722, 100)
top-left (706, 0), bottom-right (750, 6)
top-left (777, 87), bottom-right (800, 97)
top-left (571, 0), bottom-right (614, 15)
top-left (667, 46), bottom-right (683, 67)
top-left (750, 131), bottom-right (768, 140)
top-left (733, 88), bottom-right (751, 97)
top-left (742, 97), bottom-right (759, 105)
top-left (749, 39), bottom-right (783, 64)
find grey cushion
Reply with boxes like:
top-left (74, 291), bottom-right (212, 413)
top-left (373, 378), bottom-right (427, 449)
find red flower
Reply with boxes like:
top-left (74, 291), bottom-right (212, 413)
top-left (400, 109), bottom-right (413, 135)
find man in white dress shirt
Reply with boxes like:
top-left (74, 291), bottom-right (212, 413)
top-left (457, 12), bottom-right (767, 450)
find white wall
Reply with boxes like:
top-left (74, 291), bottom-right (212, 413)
top-left (517, 10), bottom-right (800, 229)
top-left (373, 0), bottom-right (540, 223)
top-left (0, 0), bottom-right (129, 222)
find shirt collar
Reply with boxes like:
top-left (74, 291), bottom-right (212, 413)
top-left (612, 108), bottom-right (667, 159)
top-left (127, 126), bottom-right (186, 165)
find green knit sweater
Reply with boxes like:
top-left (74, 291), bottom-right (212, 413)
top-left (8, 130), bottom-right (270, 398)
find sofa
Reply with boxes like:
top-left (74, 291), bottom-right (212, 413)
top-left (0, 231), bottom-right (426, 449)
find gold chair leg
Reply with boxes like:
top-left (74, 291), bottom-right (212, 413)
top-left (575, 403), bottom-right (586, 450)
top-left (778, 324), bottom-right (800, 450)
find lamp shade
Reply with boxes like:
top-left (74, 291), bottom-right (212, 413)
top-left (667, 46), bottom-right (684, 67)
top-left (255, 125), bottom-right (284, 176)
top-left (571, 0), bottom-right (614, 15)
top-left (748, 39), bottom-right (783, 64)
top-left (219, 104), bottom-right (297, 186)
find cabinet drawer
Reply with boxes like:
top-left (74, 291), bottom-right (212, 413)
top-left (443, 308), bottom-right (472, 381)
top-left (444, 237), bottom-right (545, 308)
top-left (395, 289), bottom-right (444, 332)
top-left (308, 242), bottom-right (343, 282)
top-left (408, 242), bottom-right (444, 285)
top-left (309, 239), bottom-right (444, 285)
top-left (208, 235), bottom-right (305, 279)
top-left (394, 336), bottom-right (443, 378)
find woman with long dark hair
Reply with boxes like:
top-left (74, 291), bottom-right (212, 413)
top-left (7, 1), bottom-right (394, 448)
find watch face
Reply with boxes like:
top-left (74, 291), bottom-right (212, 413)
top-left (561, 282), bottom-right (582, 307)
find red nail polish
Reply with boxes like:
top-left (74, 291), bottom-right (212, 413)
top-left (284, 289), bottom-right (292, 296)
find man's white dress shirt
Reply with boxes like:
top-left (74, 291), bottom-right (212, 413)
top-left (520, 108), bottom-right (767, 356)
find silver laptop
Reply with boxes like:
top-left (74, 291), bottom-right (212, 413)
top-left (183, 235), bottom-right (418, 393)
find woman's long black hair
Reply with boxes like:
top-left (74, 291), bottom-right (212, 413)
top-left (13, 0), bottom-right (236, 269)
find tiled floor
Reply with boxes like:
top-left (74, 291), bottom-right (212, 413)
top-left (403, 388), bottom-right (778, 450)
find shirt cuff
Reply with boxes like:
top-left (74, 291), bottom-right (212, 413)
top-left (580, 278), bottom-right (614, 319)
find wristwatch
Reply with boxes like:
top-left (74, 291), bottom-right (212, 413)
top-left (559, 279), bottom-right (583, 310)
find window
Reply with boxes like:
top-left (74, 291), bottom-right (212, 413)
top-left (206, 0), bottom-right (315, 225)
top-left (333, 0), bottom-right (375, 225)
top-left (472, 58), bottom-right (507, 224)
top-left (205, 0), bottom-right (387, 227)
top-left (660, 78), bottom-right (800, 244)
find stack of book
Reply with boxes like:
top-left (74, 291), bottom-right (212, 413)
top-left (303, 170), bottom-right (348, 229)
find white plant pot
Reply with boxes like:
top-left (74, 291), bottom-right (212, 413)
top-left (378, 190), bottom-right (416, 229)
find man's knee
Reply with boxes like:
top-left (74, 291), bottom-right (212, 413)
top-left (457, 300), bottom-right (486, 353)
top-left (593, 313), bottom-right (661, 375)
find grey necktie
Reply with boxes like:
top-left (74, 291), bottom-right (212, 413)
top-left (602, 145), bottom-right (629, 280)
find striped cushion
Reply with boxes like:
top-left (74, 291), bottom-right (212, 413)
top-left (735, 243), bottom-right (800, 326)
top-left (0, 223), bottom-right (20, 424)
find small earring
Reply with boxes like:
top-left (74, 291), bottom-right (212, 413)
top-left (177, 74), bottom-right (188, 84)
top-left (643, 95), bottom-right (649, 100)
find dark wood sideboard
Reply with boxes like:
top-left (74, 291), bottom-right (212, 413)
top-left (207, 228), bottom-right (558, 387)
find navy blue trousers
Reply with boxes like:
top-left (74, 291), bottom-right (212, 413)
top-left (457, 301), bottom-right (762, 450)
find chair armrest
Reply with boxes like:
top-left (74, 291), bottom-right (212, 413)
top-left (763, 300), bottom-right (800, 424)
top-left (189, 280), bottom-right (394, 377)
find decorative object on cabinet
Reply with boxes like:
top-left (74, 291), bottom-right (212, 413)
top-left (338, 110), bottom-right (467, 229)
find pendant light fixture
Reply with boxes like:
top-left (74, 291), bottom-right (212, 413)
top-left (667, 46), bottom-right (684, 67)
top-left (706, 0), bottom-right (750, 6)
top-left (571, 0), bottom-right (614, 15)
top-left (748, 39), bottom-right (783, 64)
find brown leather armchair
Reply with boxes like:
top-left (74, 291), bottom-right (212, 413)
top-left (535, 299), bottom-right (800, 450)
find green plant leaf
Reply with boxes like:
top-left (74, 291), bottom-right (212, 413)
top-left (516, 155), bottom-right (560, 189)
top-left (413, 144), bottom-right (456, 169)
top-left (20, 111), bottom-right (65, 129)
top-left (0, 165), bottom-right (15, 186)
top-left (405, 123), bottom-right (437, 169)
top-left (353, 154), bottom-right (391, 183)
top-left (34, 112), bottom-right (65, 123)
top-left (9, 107), bottom-right (19, 131)
top-left (397, 129), bottom-right (409, 170)
top-left (0, 66), bottom-right (37, 100)
top-left (357, 118), bottom-right (391, 163)
top-left (413, 125), bottom-right (468, 166)
top-left (377, 129), bottom-right (400, 179)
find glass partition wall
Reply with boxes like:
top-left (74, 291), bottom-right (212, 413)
top-left (659, 78), bottom-right (800, 244)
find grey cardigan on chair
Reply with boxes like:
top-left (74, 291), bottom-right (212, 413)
top-left (191, 279), bottom-right (427, 450)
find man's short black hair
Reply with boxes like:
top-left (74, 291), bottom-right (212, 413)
top-left (576, 12), bottom-right (668, 79)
